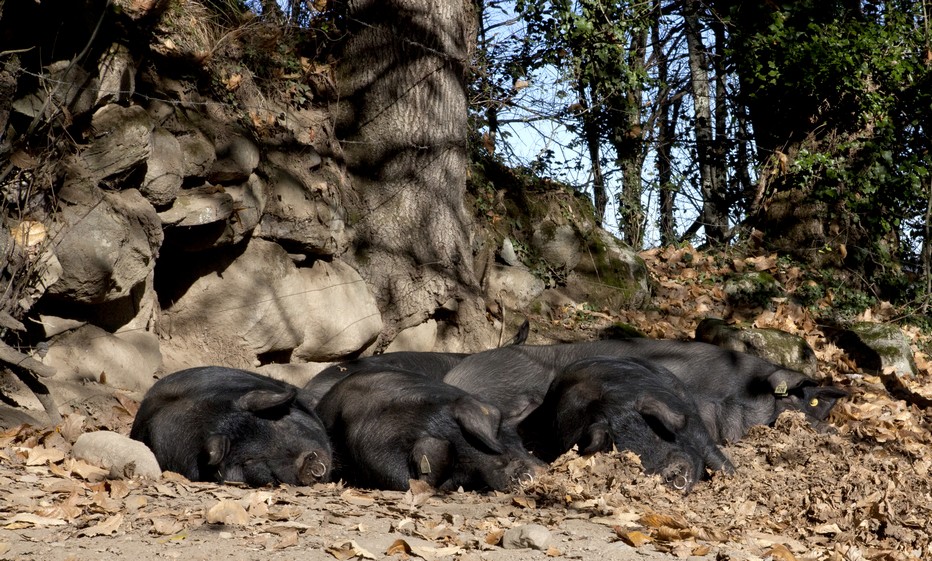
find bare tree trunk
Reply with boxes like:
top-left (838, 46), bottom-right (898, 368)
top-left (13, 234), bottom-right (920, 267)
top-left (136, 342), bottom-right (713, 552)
top-left (613, 25), bottom-right (648, 249)
top-left (652, 10), bottom-right (677, 247)
top-left (684, 1), bottom-right (728, 245)
top-left (334, 0), bottom-right (490, 348)
top-left (924, 176), bottom-right (932, 313)
top-left (577, 81), bottom-right (607, 226)
top-left (711, 17), bottom-right (729, 211)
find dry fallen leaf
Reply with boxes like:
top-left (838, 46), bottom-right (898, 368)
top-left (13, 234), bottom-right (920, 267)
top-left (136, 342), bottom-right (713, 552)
top-left (484, 530), bottom-right (504, 545)
top-left (638, 512), bottom-right (689, 529)
top-left (206, 500), bottom-right (250, 526)
top-left (273, 528), bottom-right (299, 549)
top-left (341, 488), bottom-right (376, 507)
top-left (150, 517), bottom-right (185, 535)
top-left (3, 513), bottom-right (68, 528)
top-left (386, 539), bottom-right (411, 556)
top-left (24, 445), bottom-right (65, 466)
top-left (766, 543), bottom-right (798, 561)
top-left (404, 479), bottom-right (434, 508)
top-left (78, 513), bottom-right (123, 537)
top-left (614, 528), bottom-right (652, 547)
top-left (326, 540), bottom-right (376, 560)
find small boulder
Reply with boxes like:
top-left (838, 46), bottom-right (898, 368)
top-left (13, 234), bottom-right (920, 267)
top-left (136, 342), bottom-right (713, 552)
top-left (827, 322), bottom-right (917, 377)
top-left (208, 135), bottom-right (260, 184)
top-left (385, 320), bottom-right (438, 352)
top-left (141, 127), bottom-right (184, 206)
top-left (78, 104), bottom-right (153, 180)
top-left (695, 318), bottom-right (818, 376)
top-left (502, 524), bottom-right (552, 551)
top-left (43, 325), bottom-right (163, 391)
top-left (49, 185), bottom-right (163, 304)
top-left (72, 431), bottom-right (161, 479)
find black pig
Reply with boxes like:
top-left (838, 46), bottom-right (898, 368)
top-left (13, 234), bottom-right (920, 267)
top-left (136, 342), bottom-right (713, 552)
top-left (302, 319), bottom-right (530, 406)
top-left (443, 339), bottom-right (847, 443)
top-left (521, 357), bottom-right (734, 491)
top-left (316, 369), bottom-right (546, 491)
top-left (302, 351), bottom-right (466, 406)
top-left (130, 366), bottom-right (332, 486)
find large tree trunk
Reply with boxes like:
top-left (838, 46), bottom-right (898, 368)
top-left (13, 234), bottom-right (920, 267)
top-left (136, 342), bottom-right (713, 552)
top-left (334, 0), bottom-right (490, 348)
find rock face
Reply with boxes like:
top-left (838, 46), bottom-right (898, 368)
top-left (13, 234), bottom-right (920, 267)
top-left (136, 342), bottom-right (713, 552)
top-left (0, 1), bottom-right (650, 397)
top-left (49, 186), bottom-right (163, 304)
top-left (160, 239), bottom-right (381, 363)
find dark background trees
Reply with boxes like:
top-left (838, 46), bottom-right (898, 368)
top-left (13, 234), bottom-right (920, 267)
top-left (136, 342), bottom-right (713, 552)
top-left (470, 0), bottom-right (932, 315)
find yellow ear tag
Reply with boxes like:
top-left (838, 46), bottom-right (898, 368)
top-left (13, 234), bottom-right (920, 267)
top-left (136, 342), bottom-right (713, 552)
top-left (419, 455), bottom-right (431, 475)
top-left (809, 398), bottom-right (819, 407)
top-left (774, 381), bottom-right (788, 396)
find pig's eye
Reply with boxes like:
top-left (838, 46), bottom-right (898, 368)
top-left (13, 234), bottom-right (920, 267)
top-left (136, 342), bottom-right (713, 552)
top-left (809, 398), bottom-right (819, 407)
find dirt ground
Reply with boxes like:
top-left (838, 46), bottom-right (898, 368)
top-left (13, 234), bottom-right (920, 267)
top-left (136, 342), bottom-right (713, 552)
top-left (2, 247), bottom-right (932, 561)
top-left (2, 346), bottom-right (930, 561)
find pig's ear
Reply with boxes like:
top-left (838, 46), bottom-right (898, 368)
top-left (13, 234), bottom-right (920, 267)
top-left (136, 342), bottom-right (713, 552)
top-left (635, 395), bottom-right (686, 431)
top-left (579, 421), bottom-right (613, 456)
top-left (766, 369), bottom-right (810, 396)
top-left (451, 397), bottom-right (505, 454)
top-left (205, 434), bottom-right (231, 466)
top-left (410, 436), bottom-right (453, 486)
top-left (500, 395), bottom-right (542, 429)
top-left (236, 388), bottom-right (297, 412)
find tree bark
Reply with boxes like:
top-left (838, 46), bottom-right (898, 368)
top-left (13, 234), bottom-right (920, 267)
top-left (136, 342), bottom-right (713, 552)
top-left (611, 25), bottom-right (648, 250)
top-left (577, 81), bottom-right (607, 226)
top-left (684, 1), bottom-right (728, 245)
top-left (334, 0), bottom-right (488, 347)
top-left (652, 12), bottom-right (678, 246)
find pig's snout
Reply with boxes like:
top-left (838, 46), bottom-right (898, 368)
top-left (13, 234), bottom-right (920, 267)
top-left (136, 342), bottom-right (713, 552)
top-left (660, 459), bottom-right (694, 492)
top-left (510, 461), bottom-right (547, 488)
top-left (298, 451), bottom-right (329, 484)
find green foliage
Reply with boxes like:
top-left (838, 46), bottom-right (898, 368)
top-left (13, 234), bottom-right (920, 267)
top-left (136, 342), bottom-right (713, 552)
top-left (719, 0), bottom-right (932, 302)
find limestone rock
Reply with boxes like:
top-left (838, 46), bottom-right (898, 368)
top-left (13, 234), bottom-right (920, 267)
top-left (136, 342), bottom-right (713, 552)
top-left (12, 60), bottom-right (97, 125)
top-left (502, 524), bottom-right (552, 550)
top-left (724, 271), bottom-right (783, 308)
top-left (695, 318), bottom-right (819, 376)
top-left (485, 264), bottom-right (545, 310)
top-left (385, 320), bottom-right (438, 352)
top-left (43, 325), bottom-right (162, 391)
top-left (258, 155), bottom-right (348, 256)
top-left (827, 322), bottom-right (917, 377)
top-left (177, 129), bottom-right (216, 178)
top-left (208, 135), bottom-right (260, 184)
top-left (532, 223), bottom-right (581, 271)
top-left (574, 229), bottom-right (651, 309)
top-left (96, 42), bottom-right (135, 105)
top-left (292, 259), bottom-right (382, 361)
top-left (72, 431), bottom-right (162, 479)
top-left (257, 362), bottom-right (332, 388)
top-left (79, 104), bottom-right (153, 180)
top-left (49, 186), bottom-right (163, 304)
top-left (141, 127), bottom-right (183, 205)
top-left (161, 240), bottom-right (381, 361)
top-left (157, 185), bottom-right (234, 227)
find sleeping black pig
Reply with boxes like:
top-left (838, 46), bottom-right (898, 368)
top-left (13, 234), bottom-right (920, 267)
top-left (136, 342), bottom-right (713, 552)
top-left (443, 338), bottom-right (847, 443)
top-left (315, 369), bottom-right (545, 492)
top-left (521, 356), bottom-right (734, 491)
top-left (130, 366), bottom-right (332, 486)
